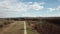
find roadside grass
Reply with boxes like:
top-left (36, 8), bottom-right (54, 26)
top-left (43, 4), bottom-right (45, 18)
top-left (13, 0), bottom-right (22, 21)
top-left (0, 19), bottom-right (14, 27)
top-left (0, 19), bottom-right (14, 32)
top-left (26, 21), bottom-right (40, 34)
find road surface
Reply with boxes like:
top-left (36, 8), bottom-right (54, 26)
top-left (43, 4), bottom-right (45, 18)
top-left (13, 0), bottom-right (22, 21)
top-left (24, 21), bottom-right (27, 34)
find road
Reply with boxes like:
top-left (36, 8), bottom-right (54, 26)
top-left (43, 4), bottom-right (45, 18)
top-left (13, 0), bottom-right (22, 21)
top-left (0, 21), bottom-right (39, 34)
top-left (0, 21), bottom-right (24, 34)
top-left (24, 21), bottom-right (27, 34)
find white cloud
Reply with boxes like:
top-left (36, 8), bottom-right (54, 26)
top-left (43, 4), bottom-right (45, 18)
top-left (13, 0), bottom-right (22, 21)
top-left (28, 2), bottom-right (44, 10)
top-left (22, 13), bottom-right (37, 17)
top-left (0, 0), bottom-right (45, 18)
top-left (0, 0), bottom-right (44, 12)
top-left (47, 5), bottom-right (60, 12)
top-left (0, 0), bottom-right (28, 12)
top-left (40, 14), bottom-right (60, 17)
top-left (22, 13), bottom-right (31, 17)
top-left (48, 8), bottom-right (55, 12)
top-left (57, 5), bottom-right (60, 10)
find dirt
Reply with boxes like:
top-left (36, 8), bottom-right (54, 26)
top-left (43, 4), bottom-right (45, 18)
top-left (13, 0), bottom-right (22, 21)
top-left (0, 21), bottom-right (24, 34)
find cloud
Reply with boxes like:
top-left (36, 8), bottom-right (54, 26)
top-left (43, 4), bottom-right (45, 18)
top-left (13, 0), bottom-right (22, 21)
top-left (0, 0), bottom-right (44, 18)
top-left (47, 5), bottom-right (60, 12)
top-left (0, 0), bottom-right (28, 12)
top-left (40, 14), bottom-right (60, 17)
top-left (22, 13), bottom-right (37, 17)
top-left (57, 5), bottom-right (60, 10)
top-left (0, 0), bottom-right (44, 12)
top-left (48, 8), bottom-right (55, 12)
top-left (22, 13), bottom-right (32, 17)
top-left (28, 2), bottom-right (44, 10)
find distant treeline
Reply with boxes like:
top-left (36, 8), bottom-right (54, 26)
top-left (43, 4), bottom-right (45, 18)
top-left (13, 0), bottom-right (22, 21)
top-left (0, 17), bottom-right (60, 25)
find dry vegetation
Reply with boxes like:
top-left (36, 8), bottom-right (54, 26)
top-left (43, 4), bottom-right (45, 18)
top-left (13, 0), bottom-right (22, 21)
top-left (0, 17), bottom-right (60, 34)
top-left (26, 18), bottom-right (60, 34)
top-left (0, 19), bottom-right (14, 28)
top-left (0, 19), bottom-right (24, 34)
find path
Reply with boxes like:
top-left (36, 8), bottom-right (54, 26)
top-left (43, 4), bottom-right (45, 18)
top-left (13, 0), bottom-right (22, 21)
top-left (24, 21), bottom-right (27, 34)
top-left (0, 21), bottom-right (24, 34)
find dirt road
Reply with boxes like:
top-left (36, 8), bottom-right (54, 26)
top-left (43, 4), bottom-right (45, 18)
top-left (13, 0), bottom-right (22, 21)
top-left (0, 21), bottom-right (39, 34)
top-left (0, 21), bottom-right (24, 34)
top-left (24, 21), bottom-right (27, 34)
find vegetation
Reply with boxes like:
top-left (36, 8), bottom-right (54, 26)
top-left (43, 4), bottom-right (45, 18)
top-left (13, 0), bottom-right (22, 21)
top-left (0, 17), bottom-right (60, 34)
top-left (26, 21), bottom-right (40, 34)
top-left (0, 19), bottom-right (14, 28)
top-left (26, 17), bottom-right (60, 34)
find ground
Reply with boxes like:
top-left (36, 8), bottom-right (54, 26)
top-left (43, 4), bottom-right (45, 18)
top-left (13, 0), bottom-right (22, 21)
top-left (0, 21), bottom-right (39, 34)
top-left (0, 21), bottom-right (24, 34)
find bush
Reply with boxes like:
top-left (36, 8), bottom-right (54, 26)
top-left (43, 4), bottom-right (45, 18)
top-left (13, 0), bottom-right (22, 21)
top-left (27, 20), bottom-right (60, 34)
top-left (0, 19), bottom-right (14, 28)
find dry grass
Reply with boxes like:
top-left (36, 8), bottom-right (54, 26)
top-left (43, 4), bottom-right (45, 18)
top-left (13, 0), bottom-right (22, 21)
top-left (0, 21), bottom-right (24, 34)
top-left (26, 21), bottom-right (40, 34)
top-left (26, 20), bottom-right (60, 34)
top-left (0, 19), bottom-right (14, 28)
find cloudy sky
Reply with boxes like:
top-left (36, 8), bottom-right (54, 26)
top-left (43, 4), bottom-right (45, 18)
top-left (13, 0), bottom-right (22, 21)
top-left (0, 0), bottom-right (60, 18)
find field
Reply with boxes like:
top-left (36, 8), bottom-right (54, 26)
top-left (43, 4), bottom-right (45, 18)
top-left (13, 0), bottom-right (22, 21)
top-left (0, 19), bottom-right (39, 34)
top-left (0, 17), bottom-right (60, 34)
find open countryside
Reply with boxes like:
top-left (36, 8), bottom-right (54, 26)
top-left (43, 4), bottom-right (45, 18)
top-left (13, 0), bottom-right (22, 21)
top-left (0, 17), bottom-right (60, 34)
top-left (0, 18), bottom-right (40, 34)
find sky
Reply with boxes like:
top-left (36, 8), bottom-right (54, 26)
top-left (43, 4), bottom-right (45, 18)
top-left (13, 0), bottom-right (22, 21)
top-left (0, 0), bottom-right (60, 18)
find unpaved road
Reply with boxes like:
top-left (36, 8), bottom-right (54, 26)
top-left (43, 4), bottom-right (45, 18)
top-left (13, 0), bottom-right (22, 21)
top-left (24, 21), bottom-right (27, 34)
top-left (0, 21), bottom-right (39, 34)
top-left (0, 21), bottom-right (24, 34)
